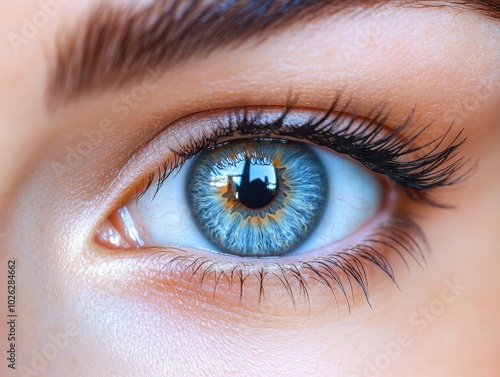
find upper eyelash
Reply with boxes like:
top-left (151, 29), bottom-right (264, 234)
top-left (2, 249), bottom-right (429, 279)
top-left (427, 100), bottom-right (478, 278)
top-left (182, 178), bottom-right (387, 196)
top-left (135, 99), bottom-right (471, 206)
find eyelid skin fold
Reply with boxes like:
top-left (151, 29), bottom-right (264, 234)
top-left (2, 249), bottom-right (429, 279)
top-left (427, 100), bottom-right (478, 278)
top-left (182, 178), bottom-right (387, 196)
top-left (130, 104), bottom-right (470, 207)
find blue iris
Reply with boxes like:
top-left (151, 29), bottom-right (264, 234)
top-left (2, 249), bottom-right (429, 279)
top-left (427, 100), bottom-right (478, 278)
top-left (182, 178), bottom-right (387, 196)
top-left (187, 140), bottom-right (327, 257)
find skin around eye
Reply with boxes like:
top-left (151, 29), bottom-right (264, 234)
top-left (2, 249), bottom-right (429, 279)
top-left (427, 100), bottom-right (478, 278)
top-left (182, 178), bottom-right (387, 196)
top-left (92, 105), bottom-right (460, 315)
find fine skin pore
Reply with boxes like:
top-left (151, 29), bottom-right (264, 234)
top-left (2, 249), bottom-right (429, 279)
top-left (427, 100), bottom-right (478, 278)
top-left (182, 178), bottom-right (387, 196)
top-left (0, 1), bottom-right (499, 377)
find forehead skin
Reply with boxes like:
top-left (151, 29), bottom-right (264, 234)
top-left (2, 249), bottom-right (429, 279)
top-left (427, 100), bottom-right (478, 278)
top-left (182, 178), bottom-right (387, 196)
top-left (0, 1), bottom-right (499, 377)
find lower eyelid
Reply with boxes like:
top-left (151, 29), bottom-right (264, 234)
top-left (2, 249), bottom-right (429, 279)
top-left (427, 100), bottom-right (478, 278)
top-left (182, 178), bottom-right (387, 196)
top-left (95, 195), bottom-right (425, 316)
top-left (123, 220), bottom-right (421, 318)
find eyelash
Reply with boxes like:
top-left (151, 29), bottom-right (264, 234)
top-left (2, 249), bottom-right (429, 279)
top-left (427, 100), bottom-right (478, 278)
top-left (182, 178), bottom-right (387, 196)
top-left (136, 101), bottom-right (469, 207)
top-left (143, 214), bottom-right (426, 310)
top-left (124, 99), bottom-right (470, 308)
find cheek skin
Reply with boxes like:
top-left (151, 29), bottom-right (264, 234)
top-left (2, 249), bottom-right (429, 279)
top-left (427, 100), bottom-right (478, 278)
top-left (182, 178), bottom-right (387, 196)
top-left (0, 3), bottom-right (498, 377)
top-left (375, 122), bottom-right (500, 376)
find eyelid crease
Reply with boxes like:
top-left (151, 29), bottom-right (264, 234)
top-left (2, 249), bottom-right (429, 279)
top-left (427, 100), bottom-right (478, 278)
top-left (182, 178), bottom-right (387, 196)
top-left (133, 100), bottom-right (472, 207)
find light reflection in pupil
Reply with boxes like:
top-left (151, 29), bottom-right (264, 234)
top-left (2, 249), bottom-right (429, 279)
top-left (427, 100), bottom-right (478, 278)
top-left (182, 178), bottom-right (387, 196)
top-left (230, 159), bottom-right (278, 209)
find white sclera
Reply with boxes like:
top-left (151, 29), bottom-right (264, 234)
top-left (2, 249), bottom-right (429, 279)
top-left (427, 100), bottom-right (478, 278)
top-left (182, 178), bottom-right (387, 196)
top-left (128, 146), bottom-right (382, 256)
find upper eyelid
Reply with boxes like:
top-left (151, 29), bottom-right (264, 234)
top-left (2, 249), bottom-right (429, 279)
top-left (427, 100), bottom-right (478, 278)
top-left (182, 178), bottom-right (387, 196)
top-left (115, 104), bottom-right (469, 207)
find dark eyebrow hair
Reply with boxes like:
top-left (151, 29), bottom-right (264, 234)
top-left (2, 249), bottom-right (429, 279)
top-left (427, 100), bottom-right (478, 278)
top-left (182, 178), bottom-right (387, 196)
top-left (47, 0), bottom-right (500, 107)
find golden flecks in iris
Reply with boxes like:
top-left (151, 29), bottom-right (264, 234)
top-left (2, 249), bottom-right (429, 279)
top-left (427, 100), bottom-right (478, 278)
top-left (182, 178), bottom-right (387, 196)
top-left (217, 162), bottom-right (290, 220)
top-left (221, 210), bottom-right (284, 227)
top-left (215, 181), bottom-right (230, 197)
top-left (270, 148), bottom-right (284, 168)
top-left (203, 141), bottom-right (299, 227)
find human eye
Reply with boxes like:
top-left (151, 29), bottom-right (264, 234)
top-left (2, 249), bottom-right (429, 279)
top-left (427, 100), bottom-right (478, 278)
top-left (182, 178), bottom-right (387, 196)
top-left (5, 0), bottom-right (499, 374)
top-left (94, 102), bottom-right (468, 310)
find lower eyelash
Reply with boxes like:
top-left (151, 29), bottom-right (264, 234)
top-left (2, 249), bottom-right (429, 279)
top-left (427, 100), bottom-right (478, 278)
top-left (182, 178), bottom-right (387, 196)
top-left (141, 211), bottom-right (426, 311)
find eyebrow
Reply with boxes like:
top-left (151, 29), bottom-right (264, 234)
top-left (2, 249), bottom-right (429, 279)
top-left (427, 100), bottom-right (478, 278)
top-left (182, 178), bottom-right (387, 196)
top-left (47, 0), bottom-right (500, 107)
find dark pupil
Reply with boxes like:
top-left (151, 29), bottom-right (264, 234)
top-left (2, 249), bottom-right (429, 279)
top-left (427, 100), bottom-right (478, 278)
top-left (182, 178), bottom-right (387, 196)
top-left (233, 158), bottom-right (277, 209)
